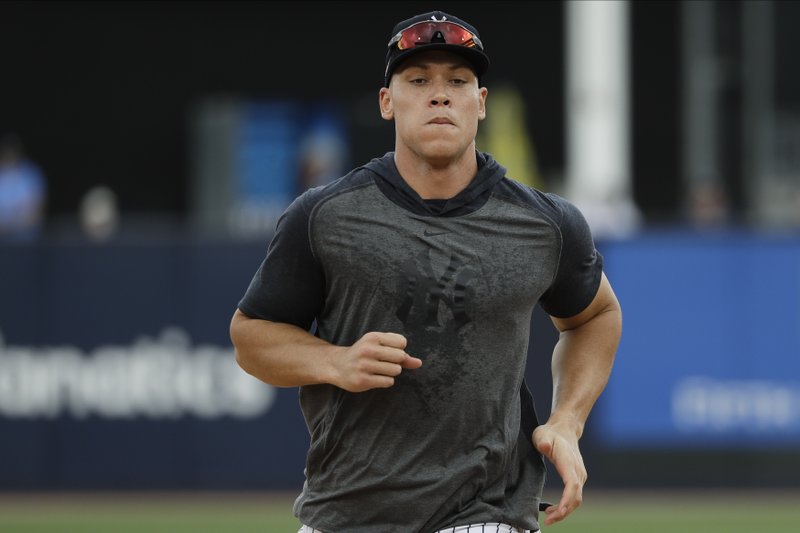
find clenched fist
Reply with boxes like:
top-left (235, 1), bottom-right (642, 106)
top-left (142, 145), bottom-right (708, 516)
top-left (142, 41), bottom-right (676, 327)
top-left (330, 332), bottom-right (423, 392)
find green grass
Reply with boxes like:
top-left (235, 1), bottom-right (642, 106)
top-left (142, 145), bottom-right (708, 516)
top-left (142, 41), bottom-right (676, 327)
top-left (544, 489), bottom-right (800, 533)
top-left (0, 493), bottom-right (299, 533)
top-left (0, 490), bottom-right (798, 532)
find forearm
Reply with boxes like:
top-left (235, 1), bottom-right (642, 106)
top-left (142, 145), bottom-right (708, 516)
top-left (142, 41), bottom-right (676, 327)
top-left (229, 309), bottom-right (341, 388)
top-left (549, 304), bottom-right (621, 437)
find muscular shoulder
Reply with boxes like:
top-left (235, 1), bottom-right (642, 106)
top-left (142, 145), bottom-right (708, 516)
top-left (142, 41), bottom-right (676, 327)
top-left (491, 179), bottom-right (602, 317)
top-left (295, 166), bottom-right (376, 217)
top-left (492, 178), bottom-right (582, 231)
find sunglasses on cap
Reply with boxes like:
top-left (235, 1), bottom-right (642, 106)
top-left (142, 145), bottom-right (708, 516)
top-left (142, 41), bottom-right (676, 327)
top-left (388, 20), bottom-right (484, 51)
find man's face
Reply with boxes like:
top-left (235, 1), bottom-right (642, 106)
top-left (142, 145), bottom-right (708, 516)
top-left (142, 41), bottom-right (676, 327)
top-left (379, 51), bottom-right (488, 167)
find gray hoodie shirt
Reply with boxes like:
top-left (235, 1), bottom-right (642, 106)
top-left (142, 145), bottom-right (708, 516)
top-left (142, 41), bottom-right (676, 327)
top-left (239, 151), bottom-right (603, 533)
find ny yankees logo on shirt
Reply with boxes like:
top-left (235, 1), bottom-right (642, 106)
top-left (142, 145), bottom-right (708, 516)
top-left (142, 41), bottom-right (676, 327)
top-left (395, 247), bottom-right (477, 331)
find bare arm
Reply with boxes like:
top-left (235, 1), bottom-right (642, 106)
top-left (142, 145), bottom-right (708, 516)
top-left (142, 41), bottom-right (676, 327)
top-left (532, 272), bottom-right (622, 526)
top-left (229, 309), bottom-right (422, 392)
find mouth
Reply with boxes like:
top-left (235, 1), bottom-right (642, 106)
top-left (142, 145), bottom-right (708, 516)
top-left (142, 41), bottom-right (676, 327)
top-left (428, 117), bottom-right (455, 125)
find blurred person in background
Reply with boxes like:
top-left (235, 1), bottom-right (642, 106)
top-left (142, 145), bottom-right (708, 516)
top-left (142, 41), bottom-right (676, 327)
top-left (0, 133), bottom-right (46, 241)
top-left (295, 111), bottom-right (348, 195)
top-left (79, 185), bottom-right (120, 242)
top-left (231, 10), bottom-right (621, 533)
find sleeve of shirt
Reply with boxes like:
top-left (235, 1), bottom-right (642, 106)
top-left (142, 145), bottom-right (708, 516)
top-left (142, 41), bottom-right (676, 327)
top-left (237, 193), bottom-right (325, 331)
top-left (538, 194), bottom-right (604, 318)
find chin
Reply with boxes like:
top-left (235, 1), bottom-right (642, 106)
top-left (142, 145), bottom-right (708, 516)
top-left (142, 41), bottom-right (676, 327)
top-left (419, 145), bottom-right (468, 166)
top-left (418, 136), bottom-right (460, 154)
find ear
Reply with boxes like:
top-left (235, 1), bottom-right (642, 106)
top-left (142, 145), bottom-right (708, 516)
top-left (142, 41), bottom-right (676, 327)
top-left (478, 86), bottom-right (488, 121)
top-left (379, 87), bottom-right (394, 121)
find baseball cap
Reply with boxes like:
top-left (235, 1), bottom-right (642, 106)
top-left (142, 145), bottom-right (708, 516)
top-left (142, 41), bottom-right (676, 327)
top-left (384, 11), bottom-right (490, 87)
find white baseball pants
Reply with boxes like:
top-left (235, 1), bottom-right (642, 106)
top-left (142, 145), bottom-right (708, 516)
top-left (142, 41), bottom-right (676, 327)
top-left (299, 523), bottom-right (535, 532)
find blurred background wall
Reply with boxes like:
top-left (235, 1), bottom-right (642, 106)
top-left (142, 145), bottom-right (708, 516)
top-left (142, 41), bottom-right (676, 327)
top-left (1, 0), bottom-right (799, 491)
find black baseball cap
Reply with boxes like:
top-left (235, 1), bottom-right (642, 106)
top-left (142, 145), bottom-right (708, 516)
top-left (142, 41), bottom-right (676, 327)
top-left (384, 11), bottom-right (490, 87)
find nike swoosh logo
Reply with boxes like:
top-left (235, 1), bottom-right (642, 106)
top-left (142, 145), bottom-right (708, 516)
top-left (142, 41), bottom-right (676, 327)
top-left (423, 230), bottom-right (449, 237)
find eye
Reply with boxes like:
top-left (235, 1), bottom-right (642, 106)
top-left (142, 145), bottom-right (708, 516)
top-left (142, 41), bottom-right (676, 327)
top-left (410, 78), bottom-right (427, 85)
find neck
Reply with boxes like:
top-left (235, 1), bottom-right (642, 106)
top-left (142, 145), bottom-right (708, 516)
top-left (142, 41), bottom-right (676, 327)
top-left (393, 144), bottom-right (479, 200)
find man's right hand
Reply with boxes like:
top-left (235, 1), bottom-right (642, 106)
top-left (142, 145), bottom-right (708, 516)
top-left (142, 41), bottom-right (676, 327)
top-left (329, 332), bottom-right (422, 392)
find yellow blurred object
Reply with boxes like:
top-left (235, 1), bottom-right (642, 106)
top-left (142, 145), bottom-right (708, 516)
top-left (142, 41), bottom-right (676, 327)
top-left (477, 82), bottom-right (542, 189)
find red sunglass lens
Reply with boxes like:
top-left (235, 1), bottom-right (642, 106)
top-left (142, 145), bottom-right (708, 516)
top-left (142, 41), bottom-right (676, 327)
top-left (440, 23), bottom-right (473, 45)
top-left (396, 22), bottom-right (475, 50)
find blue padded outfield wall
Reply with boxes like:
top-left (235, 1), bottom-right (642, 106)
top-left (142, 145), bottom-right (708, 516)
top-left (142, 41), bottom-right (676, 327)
top-left (595, 231), bottom-right (800, 449)
top-left (1, 231), bottom-right (799, 490)
top-left (0, 240), bottom-right (310, 490)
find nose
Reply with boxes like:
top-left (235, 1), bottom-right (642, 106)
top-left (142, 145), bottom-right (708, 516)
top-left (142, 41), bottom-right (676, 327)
top-left (430, 85), bottom-right (450, 107)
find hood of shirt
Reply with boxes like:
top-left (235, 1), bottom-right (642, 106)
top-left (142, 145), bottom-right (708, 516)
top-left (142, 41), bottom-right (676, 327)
top-left (362, 151), bottom-right (507, 217)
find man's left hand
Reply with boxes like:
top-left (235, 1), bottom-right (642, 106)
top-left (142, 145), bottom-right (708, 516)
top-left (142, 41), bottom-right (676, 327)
top-left (532, 420), bottom-right (587, 526)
